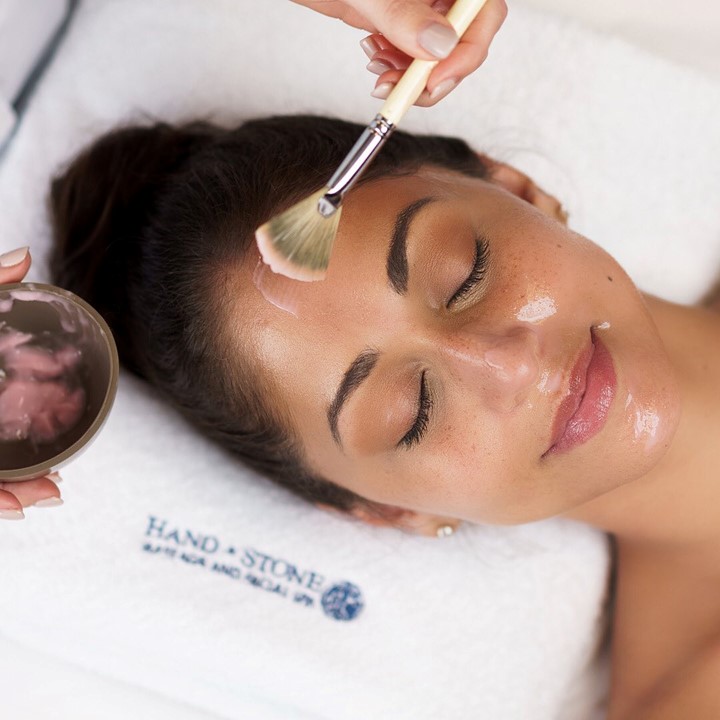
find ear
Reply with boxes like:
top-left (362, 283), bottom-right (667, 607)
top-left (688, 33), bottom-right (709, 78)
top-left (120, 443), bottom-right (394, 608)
top-left (478, 154), bottom-right (568, 225)
top-left (317, 502), bottom-right (458, 538)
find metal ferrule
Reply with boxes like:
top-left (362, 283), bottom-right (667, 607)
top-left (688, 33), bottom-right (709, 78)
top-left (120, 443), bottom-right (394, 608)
top-left (317, 114), bottom-right (395, 217)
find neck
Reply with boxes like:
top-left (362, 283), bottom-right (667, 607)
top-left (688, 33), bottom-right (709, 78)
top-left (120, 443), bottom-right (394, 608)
top-left (563, 295), bottom-right (720, 547)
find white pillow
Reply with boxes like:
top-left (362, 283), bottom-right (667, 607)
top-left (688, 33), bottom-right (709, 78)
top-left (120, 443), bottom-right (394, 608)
top-left (0, 0), bottom-right (70, 150)
top-left (1, 1), bottom-right (718, 718)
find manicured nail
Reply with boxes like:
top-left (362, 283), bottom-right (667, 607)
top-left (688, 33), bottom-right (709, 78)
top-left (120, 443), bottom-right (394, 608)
top-left (429, 77), bottom-right (459, 101)
top-left (371, 82), bottom-right (394, 100)
top-left (360, 36), bottom-right (380, 60)
top-left (0, 508), bottom-right (25, 520)
top-left (0, 246), bottom-right (29, 267)
top-left (418, 22), bottom-right (458, 59)
top-left (367, 59), bottom-right (393, 75)
top-left (47, 471), bottom-right (63, 484)
top-left (33, 496), bottom-right (64, 508)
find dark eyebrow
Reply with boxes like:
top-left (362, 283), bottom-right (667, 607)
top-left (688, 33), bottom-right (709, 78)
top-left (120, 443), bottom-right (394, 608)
top-left (386, 196), bottom-right (437, 294)
top-left (327, 349), bottom-right (379, 446)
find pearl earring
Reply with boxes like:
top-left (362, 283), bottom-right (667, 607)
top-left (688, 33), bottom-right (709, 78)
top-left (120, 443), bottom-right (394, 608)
top-left (436, 525), bottom-right (454, 538)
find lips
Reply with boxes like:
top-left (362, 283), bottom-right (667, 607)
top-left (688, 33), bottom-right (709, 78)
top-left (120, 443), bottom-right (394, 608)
top-left (545, 330), bottom-right (616, 455)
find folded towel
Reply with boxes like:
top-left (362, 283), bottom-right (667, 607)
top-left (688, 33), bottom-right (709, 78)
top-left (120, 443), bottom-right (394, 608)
top-left (0, 98), bottom-right (14, 153)
top-left (1, 0), bottom-right (719, 718)
top-left (0, 0), bottom-right (70, 103)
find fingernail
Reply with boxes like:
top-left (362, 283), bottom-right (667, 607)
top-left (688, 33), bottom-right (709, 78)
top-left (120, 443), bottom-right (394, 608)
top-left (0, 508), bottom-right (25, 520)
top-left (47, 471), bottom-right (63, 484)
top-left (0, 246), bottom-right (29, 267)
top-left (418, 22), bottom-right (458, 59)
top-left (429, 77), bottom-right (459, 101)
top-left (360, 36), bottom-right (379, 60)
top-left (367, 59), bottom-right (393, 75)
top-left (33, 496), bottom-right (64, 508)
top-left (371, 82), bottom-right (394, 100)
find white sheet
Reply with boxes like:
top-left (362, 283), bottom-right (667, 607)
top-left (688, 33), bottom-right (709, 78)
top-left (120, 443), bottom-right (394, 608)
top-left (521, 0), bottom-right (720, 82)
top-left (1, 0), bottom-right (719, 718)
top-left (0, 0), bottom-right (70, 100)
top-left (0, 633), bottom-right (223, 720)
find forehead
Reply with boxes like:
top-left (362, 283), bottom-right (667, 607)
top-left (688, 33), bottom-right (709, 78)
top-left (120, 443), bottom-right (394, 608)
top-left (251, 170), bottom-right (492, 316)
top-left (244, 171), bottom-right (485, 339)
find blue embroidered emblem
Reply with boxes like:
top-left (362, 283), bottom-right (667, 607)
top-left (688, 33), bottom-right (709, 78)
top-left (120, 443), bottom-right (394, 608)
top-left (321, 582), bottom-right (365, 622)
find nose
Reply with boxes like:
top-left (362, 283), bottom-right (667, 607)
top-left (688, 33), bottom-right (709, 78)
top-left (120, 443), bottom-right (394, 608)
top-left (441, 326), bottom-right (540, 412)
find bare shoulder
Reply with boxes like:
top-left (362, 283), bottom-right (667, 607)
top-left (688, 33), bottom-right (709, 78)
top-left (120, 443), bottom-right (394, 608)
top-left (700, 277), bottom-right (720, 314)
top-left (607, 540), bottom-right (720, 720)
top-left (617, 637), bottom-right (720, 720)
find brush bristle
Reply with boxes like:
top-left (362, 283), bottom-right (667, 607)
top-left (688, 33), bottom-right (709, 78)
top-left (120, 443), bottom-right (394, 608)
top-left (255, 189), bottom-right (342, 282)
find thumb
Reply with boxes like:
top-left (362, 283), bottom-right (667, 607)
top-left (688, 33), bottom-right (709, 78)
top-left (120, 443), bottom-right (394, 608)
top-left (0, 246), bottom-right (31, 284)
top-left (346, 0), bottom-right (458, 60)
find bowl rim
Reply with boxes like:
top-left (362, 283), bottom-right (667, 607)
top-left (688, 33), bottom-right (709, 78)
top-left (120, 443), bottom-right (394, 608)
top-left (0, 281), bottom-right (120, 481)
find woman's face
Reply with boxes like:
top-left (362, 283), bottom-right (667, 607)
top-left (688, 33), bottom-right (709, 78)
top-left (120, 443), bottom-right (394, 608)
top-left (239, 167), bottom-right (680, 525)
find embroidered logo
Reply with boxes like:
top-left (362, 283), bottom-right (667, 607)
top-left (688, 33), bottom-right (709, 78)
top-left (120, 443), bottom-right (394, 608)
top-left (321, 582), bottom-right (364, 621)
top-left (141, 515), bottom-right (365, 622)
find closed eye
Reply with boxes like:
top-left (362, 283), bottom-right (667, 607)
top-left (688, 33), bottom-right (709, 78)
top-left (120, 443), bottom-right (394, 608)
top-left (447, 236), bottom-right (490, 308)
top-left (398, 370), bottom-right (432, 448)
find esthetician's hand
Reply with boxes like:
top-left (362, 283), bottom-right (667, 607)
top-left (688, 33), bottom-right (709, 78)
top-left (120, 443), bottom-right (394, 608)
top-left (0, 246), bottom-right (64, 521)
top-left (292, 0), bottom-right (507, 106)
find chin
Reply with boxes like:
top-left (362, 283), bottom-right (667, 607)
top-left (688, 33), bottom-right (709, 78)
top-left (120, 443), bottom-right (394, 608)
top-left (560, 386), bottom-right (682, 526)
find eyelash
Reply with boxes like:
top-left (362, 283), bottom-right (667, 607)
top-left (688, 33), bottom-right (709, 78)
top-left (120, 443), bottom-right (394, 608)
top-left (399, 371), bottom-right (432, 448)
top-left (447, 236), bottom-right (490, 308)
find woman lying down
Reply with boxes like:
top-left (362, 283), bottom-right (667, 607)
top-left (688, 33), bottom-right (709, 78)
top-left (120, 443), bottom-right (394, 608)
top-left (35, 115), bottom-right (720, 718)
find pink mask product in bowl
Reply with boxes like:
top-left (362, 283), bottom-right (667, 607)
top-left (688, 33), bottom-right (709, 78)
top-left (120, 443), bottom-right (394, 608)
top-left (0, 283), bottom-right (119, 482)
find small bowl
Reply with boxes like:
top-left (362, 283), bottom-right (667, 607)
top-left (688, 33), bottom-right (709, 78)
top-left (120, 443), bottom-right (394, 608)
top-left (0, 282), bottom-right (119, 481)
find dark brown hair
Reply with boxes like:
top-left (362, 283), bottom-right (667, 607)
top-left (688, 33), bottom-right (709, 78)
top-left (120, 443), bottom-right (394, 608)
top-left (49, 115), bottom-right (488, 511)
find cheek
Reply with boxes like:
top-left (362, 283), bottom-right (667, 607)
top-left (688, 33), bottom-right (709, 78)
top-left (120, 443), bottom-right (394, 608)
top-left (485, 217), bottom-right (601, 319)
top-left (396, 409), bottom-right (545, 523)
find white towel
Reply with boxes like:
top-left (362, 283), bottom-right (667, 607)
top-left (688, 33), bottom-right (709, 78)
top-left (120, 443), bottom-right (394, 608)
top-left (1, 0), bottom-right (719, 718)
top-left (0, 97), bottom-right (14, 153)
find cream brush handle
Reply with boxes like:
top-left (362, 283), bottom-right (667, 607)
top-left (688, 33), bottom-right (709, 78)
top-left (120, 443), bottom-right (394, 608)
top-left (380, 0), bottom-right (489, 124)
top-left (319, 0), bottom-right (490, 215)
